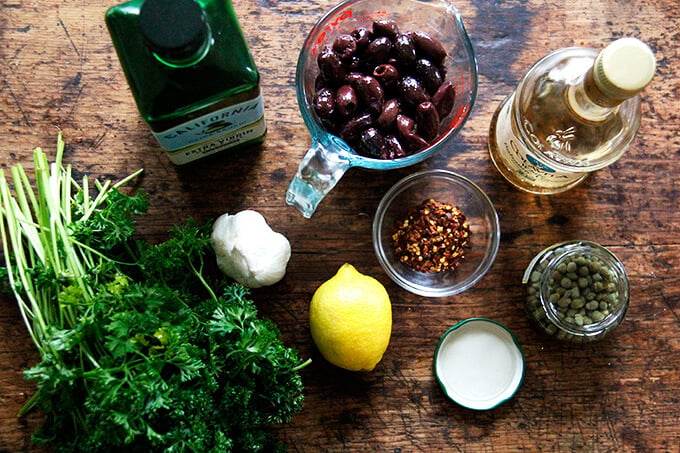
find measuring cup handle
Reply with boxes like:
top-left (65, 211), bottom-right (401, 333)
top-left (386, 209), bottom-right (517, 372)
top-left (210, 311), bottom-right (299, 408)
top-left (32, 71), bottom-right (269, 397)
top-left (286, 139), bottom-right (352, 218)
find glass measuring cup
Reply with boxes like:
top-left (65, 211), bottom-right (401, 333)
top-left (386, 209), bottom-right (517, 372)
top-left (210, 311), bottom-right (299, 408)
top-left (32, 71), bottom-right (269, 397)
top-left (285, 0), bottom-right (477, 218)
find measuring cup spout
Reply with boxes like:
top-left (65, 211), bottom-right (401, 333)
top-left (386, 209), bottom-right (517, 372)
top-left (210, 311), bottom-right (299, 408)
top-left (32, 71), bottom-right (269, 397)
top-left (286, 138), bottom-right (352, 218)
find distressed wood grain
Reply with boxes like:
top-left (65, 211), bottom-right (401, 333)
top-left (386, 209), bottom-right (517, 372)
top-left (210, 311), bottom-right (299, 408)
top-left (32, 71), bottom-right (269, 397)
top-left (1, 0), bottom-right (678, 451)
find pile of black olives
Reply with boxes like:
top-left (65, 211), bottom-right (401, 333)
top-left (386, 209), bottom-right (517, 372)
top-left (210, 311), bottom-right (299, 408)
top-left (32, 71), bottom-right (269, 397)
top-left (312, 20), bottom-right (456, 159)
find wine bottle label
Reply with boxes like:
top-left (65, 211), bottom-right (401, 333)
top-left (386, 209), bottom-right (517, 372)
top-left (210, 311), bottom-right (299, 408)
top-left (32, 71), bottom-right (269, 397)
top-left (153, 94), bottom-right (266, 164)
top-left (493, 94), bottom-right (583, 189)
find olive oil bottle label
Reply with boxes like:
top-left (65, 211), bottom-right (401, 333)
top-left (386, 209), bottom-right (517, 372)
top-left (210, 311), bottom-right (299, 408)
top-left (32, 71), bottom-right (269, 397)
top-left (153, 94), bottom-right (266, 164)
top-left (491, 94), bottom-right (583, 190)
top-left (166, 116), bottom-right (266, 165)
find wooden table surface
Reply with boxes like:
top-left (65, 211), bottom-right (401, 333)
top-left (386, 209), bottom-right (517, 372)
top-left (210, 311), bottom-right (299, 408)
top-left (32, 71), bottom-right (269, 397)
top-left (1, 0), bottom-right (679, 451)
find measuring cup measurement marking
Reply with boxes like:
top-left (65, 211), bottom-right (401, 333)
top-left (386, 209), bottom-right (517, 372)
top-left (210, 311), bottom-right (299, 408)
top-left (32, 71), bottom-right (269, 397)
top-left (451, 105), bottom-right (470, 130)
top-left (313, 11), bottom-right (353, 52)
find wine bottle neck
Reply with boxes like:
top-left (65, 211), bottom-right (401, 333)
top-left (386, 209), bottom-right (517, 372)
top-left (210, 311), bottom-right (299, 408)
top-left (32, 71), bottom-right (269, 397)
top-left (582, 68), bottom-right (626, 108)
top-left (566, 68), bottom-right (622, 122)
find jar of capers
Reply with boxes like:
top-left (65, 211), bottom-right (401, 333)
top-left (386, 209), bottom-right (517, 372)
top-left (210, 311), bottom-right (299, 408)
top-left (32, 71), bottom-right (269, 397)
top-left (523, 240), bottom-right (629, 342)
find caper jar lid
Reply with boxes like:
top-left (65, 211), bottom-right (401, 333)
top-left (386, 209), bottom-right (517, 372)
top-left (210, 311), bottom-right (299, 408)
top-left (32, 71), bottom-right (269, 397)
top-left (523, 240), bottom-right (630, 342)
top-left (139, 0), bottom-right (210, 64)
top-left (434, 318), bottom-right (524, 410)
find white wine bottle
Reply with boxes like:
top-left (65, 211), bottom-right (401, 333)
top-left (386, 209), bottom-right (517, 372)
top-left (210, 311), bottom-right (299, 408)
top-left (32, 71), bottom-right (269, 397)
top-left (488, 38), bottom-right (655, 194)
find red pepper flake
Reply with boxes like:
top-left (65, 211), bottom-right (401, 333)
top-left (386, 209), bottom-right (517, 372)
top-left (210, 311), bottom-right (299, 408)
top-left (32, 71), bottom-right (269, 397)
top-left (391, 198), bottom-right (470, 273)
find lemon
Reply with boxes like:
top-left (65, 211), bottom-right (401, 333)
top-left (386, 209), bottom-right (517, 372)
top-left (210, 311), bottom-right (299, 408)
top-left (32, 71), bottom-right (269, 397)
top-left (309, 263), bottom-right (392, 372)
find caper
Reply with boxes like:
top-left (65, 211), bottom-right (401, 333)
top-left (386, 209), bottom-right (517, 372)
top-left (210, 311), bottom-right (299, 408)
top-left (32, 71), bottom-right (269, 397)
top-left (585, 301), bottom-right (599, 311)
top-left (533, 308), bottom-right (546, 321)
top-left (571, 298), bottom-right (585, 309)
top-left (591, 311), bottom-right (605, 322)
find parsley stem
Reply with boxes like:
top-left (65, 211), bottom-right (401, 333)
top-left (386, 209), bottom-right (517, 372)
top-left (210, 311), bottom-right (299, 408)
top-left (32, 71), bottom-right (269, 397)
top-left (190, 256), bottom-right (217, 301)
top-left (291, 358), bottom-right (313, 372)
top-left (0, 133), bottom-right (143, 417)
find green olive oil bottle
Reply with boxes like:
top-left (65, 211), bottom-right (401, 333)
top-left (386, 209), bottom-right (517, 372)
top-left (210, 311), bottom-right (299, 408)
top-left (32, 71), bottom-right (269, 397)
top-left (106, 0), bottom-right (266, 164)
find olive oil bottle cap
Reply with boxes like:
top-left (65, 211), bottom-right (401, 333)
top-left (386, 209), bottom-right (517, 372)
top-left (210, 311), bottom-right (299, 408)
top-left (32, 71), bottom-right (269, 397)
top-left (139, 0), bottom-right (208, 63)
top-left (593, 37), bottom-right (656, 102)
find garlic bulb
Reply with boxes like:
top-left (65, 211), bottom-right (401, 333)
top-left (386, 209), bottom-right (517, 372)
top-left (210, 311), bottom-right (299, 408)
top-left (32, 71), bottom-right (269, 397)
top-left (211, 210), bottom-right (291, 288)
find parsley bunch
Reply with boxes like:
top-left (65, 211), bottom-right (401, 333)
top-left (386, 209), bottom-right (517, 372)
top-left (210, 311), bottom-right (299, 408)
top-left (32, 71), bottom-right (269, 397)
top-left (0, 135), bottom-right (309, 452)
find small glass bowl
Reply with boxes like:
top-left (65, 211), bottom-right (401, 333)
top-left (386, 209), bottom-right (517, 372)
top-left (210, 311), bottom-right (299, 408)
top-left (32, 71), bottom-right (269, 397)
top-left (523, 240), bottom-right (629, 342)
top-left (373, 170), bottom-right (500, 297)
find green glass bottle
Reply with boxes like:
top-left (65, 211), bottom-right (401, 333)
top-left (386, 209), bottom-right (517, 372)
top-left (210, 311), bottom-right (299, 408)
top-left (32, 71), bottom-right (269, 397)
top-left (106, 0), bottom-right (266, 164)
